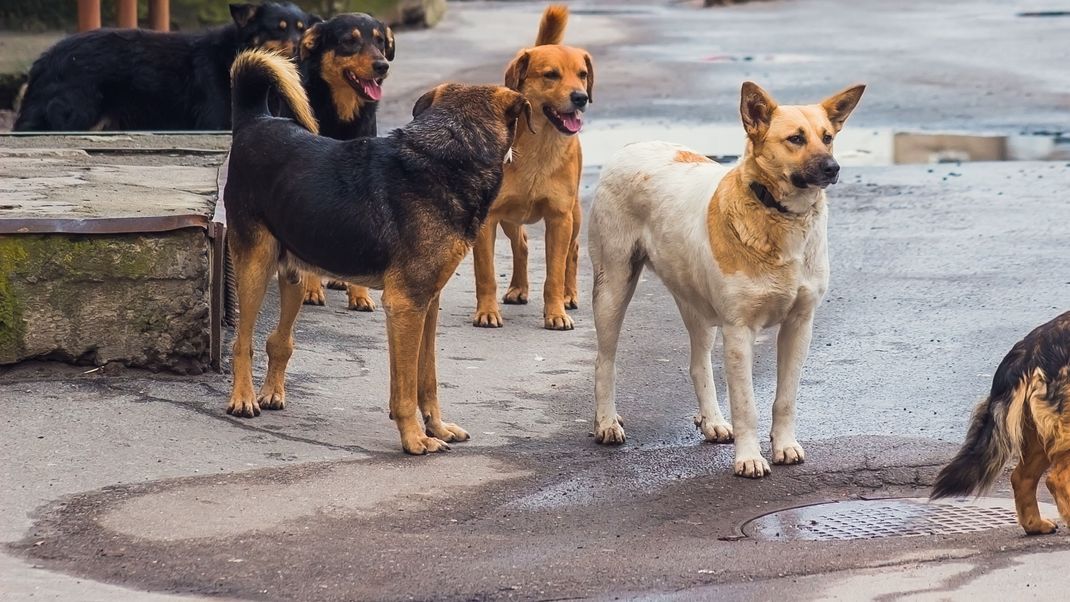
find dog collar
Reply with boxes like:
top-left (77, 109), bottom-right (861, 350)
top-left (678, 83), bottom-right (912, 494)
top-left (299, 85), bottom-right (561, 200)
top-left (749, 181), bottom-right (793, 215)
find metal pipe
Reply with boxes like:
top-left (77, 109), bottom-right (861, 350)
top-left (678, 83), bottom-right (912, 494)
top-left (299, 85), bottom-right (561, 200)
top-left (149, 0), bottom-right (170, 32)
top-left (117, 0), bottom-right (138, 28)
top-left (77, 0), bottom-right (102, 32)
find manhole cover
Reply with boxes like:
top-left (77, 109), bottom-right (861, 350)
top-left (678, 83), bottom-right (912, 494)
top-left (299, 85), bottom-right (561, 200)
top-left (743, 497), bottom-right (1056, 542)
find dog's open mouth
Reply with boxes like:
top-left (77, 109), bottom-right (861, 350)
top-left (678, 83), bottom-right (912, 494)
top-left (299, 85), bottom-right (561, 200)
top-left (344, 70), bottom-right (383, 102)
top-left (542, 105), bottom-right (583, 135)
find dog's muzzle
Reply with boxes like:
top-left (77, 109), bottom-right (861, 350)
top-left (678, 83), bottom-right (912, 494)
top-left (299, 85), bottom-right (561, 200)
top-left (792, 155), bottom-right (840, 189)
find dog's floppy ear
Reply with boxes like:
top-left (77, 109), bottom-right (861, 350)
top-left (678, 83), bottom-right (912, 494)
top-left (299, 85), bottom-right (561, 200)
top-left (504, 51), bottom-right (530, 91)
top-left (503, 92), bottom-right (535, 134)
top-left (300, 22), bottom-right (322, 61)
top-left (821, 84), bottom-right (865, 132)
top-left (412, 86), bottom-right (440, 118)
top-left (583, 52), bottom-right (594, 104)
top-left (383, 24), bottom-right (396, 61)
top-left (229, 3), bottom-right (258, 28)
top-left (740, 81), bottom-right (778, 141)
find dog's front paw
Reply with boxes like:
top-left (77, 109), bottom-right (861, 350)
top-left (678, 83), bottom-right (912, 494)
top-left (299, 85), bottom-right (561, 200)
top-left (347, 288), bottom-right (377, 312)
top-left (473, 306), bottom-right (503, 328)
top-left (427, 421), bottom-right (470, 443)
top-left (256, 382), bottom-right (286, 411)
top-left (1023, 518), bottom-right (1058, 535)
top-left (772, 440), bottom-right (805, 465)
top-left (564, 292), bottom-right (579, 310)
top-left (226, 384), bottom-right (261, 418)
top-left (594, 415), bottom-right (626, 445)
top-left (695, 416), bottom-right (733, 443)
top-left (402, 435), bottom-right (452, 455)
top-left (734, 454), bottom-right (771, 479)
top-left (302, 281), bottom-right (326, 306)
top-left (544, 311), bottom-right (574, 331)
top-left (503, 286), bottom-right (529, 305)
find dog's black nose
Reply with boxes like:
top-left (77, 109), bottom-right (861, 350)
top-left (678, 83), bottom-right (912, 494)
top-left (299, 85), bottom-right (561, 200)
top-left (570, 91), bottom-right (589, 109)
top-left (373, 61), bottom-right (390, 76)
top-left (821, 156), bottom-right (840, 179)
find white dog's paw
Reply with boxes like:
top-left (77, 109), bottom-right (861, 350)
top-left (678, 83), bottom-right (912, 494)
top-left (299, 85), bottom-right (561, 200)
top-left (773, 440), bottom-right (806, 465)
top-left (694, 415), bottom-right (733, 443)
top-left (734, 454), bottom-right (772, 479)
top-left (594, 415), bottom-right (626, 445)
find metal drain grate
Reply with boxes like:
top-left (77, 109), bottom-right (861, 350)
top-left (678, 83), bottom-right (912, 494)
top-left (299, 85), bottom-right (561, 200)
top-left (743, 497), bottom-right (1049, 542)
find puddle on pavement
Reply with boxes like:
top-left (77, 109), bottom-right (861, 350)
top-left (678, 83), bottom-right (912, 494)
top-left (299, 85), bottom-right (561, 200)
top-left (743, 497), bottom-right (1058, 542)
top-left (579, 121), bottom-right (1070, 167)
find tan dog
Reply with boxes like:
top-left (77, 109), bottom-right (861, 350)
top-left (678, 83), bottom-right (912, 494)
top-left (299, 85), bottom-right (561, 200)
top-left (589, 82), bottom-right (864, 477)
top-left (472, 4), bottom-right (592, 330)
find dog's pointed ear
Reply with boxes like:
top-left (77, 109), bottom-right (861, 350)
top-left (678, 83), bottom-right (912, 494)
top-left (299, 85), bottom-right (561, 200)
top-left (583, 52), bottom-right (594, 104)
top-left (413, 86), bottom-right (440, 118)
top-left (383, 25), bottom-right (396, 61)
top-left (229, 4), bottom-right (258, 28)
top-left (300, 22), bottom-right (322, 61)
top-left (821, 84), bottom-right (865, 132)
top-left (504, 51), bottom-right (530, 92)
top-left (740, 81), bottom-right (777, 141)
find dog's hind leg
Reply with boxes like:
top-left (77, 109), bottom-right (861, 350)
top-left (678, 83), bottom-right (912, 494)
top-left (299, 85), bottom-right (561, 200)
top-left (1047, 450), bottom-right (1070, 530)
top-left (44, 91), bottom-right (103, 131)
top-left (591, 252), bottom-right (641, 445)
top-left (473, 217), bottom-right (504, 327)
top-left (542, 207), bottom-right (576, 330)
top-left (256, 269), bottom-right (305, 411)
top-left (346, 284), bottom-right (377, 311)
top-left (770, 308), bottom-right (816, 465)
top-left (675, 300), bottom-right (732, 444)
top-left (501, 222), bottom-right (530, 306)
top-left (418, 293), bottom-right (470, 444)
top-left (1013, 426), bottom-right (1056, 534)
top-left (227, 232), bottom-right (278, 418)
top-left (301, 272), bottom-right (326, 305)
top-left (722, 325), bottom-right (770, 478)
top-left (563, 198), bottom-right (582, 310)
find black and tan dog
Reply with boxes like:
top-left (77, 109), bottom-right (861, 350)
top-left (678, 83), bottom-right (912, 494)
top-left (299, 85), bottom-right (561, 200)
top-left (225, 49), bottom-right (529, 454)
top-left (15, 2), bottom-right (316, 131)
top-left (293, 12), bottom-right (396, 311)
top-left (933, 311), bottom-right (1070, 535)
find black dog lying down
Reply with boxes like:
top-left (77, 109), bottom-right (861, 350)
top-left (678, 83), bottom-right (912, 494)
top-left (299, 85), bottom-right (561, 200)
top-left (224, 50), bottom-right (530, 454)
top-left (15, 2), bottom-right (316, 131)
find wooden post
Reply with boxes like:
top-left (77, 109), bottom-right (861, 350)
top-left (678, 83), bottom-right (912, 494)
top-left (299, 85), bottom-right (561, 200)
top-left (77, 0), bottom-right (102, 32)
top-left (117, 0), bottom-right (138, 28)
top-left (149, 0), bottom-right (170, 32)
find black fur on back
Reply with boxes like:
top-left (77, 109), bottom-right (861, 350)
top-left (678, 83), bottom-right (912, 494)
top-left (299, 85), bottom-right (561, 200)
top-left (14, 2), bottom-right (317, 132)
top-left (226, 83), bottom-right (523, 284)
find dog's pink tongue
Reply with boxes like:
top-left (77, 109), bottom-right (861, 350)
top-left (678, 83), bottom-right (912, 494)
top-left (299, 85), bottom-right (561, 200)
top-left (560, 112), bottom-right (583, 133)
top-left (361, 79), bottom-right (383, 102)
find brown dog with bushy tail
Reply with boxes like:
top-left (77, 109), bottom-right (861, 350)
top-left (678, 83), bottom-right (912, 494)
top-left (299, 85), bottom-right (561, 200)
top-left (471, 5), bottom-right (593, 330)
top-left (932, 311), bottom-right (1070, 534)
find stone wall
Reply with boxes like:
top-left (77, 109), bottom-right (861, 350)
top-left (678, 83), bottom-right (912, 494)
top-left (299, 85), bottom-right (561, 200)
top-left (0, 229), bottom-right (211, 374)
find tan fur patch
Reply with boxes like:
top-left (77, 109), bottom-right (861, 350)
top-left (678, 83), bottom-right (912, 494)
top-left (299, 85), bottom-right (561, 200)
top-left (320, 50), bottom-right (375, 122)
top-left (705, 171), bottom-right (814, 278)
top-left (231, 50), bottom-right (318, 134)
top-left (673, 150), bottom-right (711, 164)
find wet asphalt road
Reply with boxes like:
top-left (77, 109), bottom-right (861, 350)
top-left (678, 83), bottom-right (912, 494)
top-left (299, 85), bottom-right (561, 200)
top-left (3, 1), bottom-right (1070, 600)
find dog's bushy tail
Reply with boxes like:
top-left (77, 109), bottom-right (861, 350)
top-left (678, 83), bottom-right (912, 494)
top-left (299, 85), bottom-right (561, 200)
top-left (930, 368), bottom-right (1040, 500)
top-left (230, 49), bottom-right (318, 134)
top-left (535, 5), bottom-right (569, 46)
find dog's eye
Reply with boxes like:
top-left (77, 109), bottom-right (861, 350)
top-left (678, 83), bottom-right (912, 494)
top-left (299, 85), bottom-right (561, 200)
top-left (578, 71), bottom-right (588, 79)
top-left (544, 71), bottom-right (561, 80)
top-left (787, 134), bottom-right (805, 145)
top-left (822, 133), bottom-right (833, 145)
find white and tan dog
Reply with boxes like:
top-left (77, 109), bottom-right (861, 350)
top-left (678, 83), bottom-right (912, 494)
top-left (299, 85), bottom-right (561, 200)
top-left (589, 82), bottom-right (864, 478)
